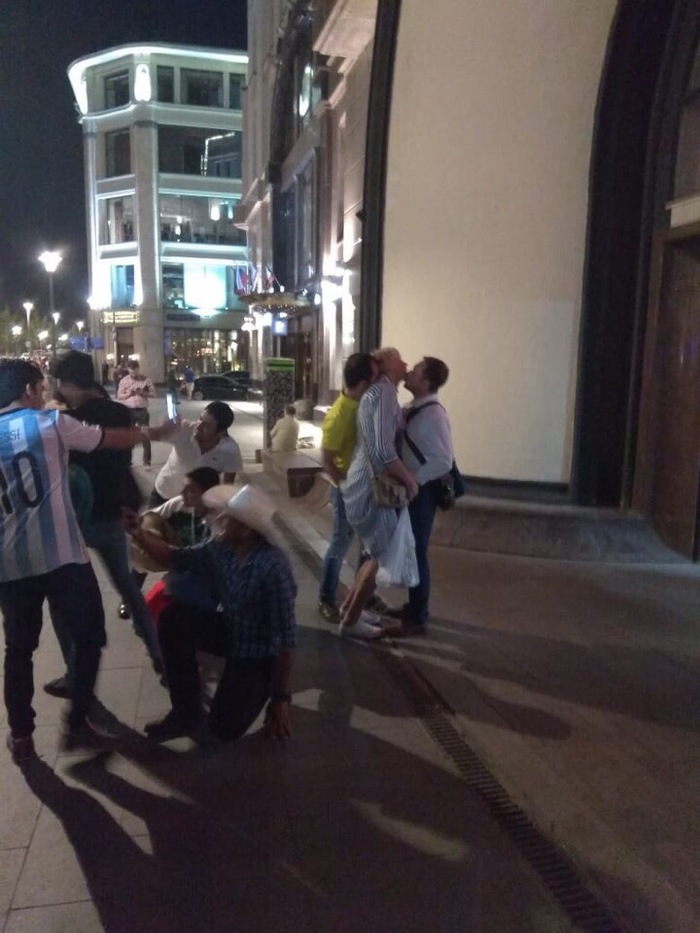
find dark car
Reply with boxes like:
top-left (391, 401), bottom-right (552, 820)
top-left (191, 374), bottom-right (249, 401)
top-left (221, 370), bottom-right (251, 386)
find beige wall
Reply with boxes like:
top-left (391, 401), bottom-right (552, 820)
top-left (383, 0), bottom-right (616, 482)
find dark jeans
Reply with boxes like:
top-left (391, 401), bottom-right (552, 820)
top-left (407, 480), bottom-right (441, 623)
top-left (128, 408), bottom-right (151, 465)
top-left (158, 601), bottom-right (274, 741)
top-left (0, 562), bottom-right (105, 737)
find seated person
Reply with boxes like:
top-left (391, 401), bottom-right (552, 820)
top-left (130, 467), bottom-right (221, 618)
top-left (270, 405), bottom-right (300, 452)
top-left (125, 485), bottom-right (296, 744)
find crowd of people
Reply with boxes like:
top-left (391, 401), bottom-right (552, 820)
top-left (0, 351), bottom-right (295, 765)
top-left (0, 343), bottom-right (455, 766)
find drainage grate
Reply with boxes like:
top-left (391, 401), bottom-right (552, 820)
top-left (377, 648), bottom-right (627, 933)
top-left (280, 522), bottom-right (627, 932)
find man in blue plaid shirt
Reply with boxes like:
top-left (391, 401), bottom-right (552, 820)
top-left (127, 484), bottom-right (296, 743)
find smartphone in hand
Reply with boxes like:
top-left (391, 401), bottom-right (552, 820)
top-left (165, 390), bottom-right (178, 420)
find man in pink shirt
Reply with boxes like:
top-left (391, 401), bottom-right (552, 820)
top-left (117, 359), bottom-right (156, 468)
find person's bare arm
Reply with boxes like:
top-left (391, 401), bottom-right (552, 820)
top-left (100, 426), bottom-right (144, 450)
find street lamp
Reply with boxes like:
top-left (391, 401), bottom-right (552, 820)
top-left (22, 302), bottom-right (33, 353)
top-left (38, 251), bottom-right (62, 356)
top-left (51, 312), bottom-right (60, 359)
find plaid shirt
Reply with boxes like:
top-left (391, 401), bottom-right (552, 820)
top-left (171, 538), bottom-right (297, 658)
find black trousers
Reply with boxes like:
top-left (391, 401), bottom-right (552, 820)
top-left (127, 407), bottom-right (151, 465)
top-left (0, 562), bottom-right (105, 736)
top-left (157, 601), bottom-right (274, 741)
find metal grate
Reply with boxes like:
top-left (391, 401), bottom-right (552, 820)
top-left (279, 520), bottom-right (628, 932)
top-left (377, 647), bottom-right (628, 933)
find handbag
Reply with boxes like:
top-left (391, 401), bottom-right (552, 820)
top-left (360, 427), bottom-right (409, 509)
top-left (372, 474), bottom-right (409, 509)
top-left (435, 461), bottom-right (466, 511)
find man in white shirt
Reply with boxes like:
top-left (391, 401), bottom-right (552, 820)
top-left (117, 359), bottom-right (156, 468)
top-left (386, 356), bottom-right (454, 629)
top-left (149, 400), bottom-right (242, 505)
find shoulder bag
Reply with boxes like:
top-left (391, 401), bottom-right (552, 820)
top-left (404, 403), bottom-right (466, 511)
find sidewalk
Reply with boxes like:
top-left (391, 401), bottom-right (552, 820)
top-left (0, 395), bottom-right (698, 931)
top-left (267, 471), bottom-right (700, 933)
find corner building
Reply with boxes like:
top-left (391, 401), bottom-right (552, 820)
top-left (68, 44), bottom-right (249, 383)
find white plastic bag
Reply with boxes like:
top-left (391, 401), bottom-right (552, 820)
top-left (376, 508), bottom-right (419, 588)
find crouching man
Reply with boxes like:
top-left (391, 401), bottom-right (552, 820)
top-left (126, 484), bottom-right (296, 743)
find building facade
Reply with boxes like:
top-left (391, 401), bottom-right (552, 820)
top-left (68, 43), bottom-right (250, 383)
top-left (243, 0), bottom-right (699, 560)
top-left (238, 0), bottom-right (376, 404)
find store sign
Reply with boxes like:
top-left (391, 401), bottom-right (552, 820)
top-left (101, 310), bottom-right (140, 325)
top-left (166, 312), bottom-right (201, 322)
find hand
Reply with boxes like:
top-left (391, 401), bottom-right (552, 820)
top-left (264, 699), bottom-right (292, 740)
top-left (406, 476), bottom-right (419, 502)
top-left (121, 507), bottom-right (141, 535)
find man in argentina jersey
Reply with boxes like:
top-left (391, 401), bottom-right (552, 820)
top-left (0, 358), bottom-right (145, 763)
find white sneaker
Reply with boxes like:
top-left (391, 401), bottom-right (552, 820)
top-left (339, 616), bottom-right (385, 640)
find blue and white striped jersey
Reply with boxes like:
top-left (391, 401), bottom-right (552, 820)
top-left (0, 408), bottom-right (104, 581)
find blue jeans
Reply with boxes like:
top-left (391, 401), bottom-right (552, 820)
top-left (56, 520), bottom-right (161, 663)
top-left (318, 486), bottom-right (355, 605)
top-left (407, 480), bottom-right (441, 623)
top-left (0, 563), bottom-right (105, 736)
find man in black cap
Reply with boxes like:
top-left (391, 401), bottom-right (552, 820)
top-left (44, 351), bottom-right (163, 695)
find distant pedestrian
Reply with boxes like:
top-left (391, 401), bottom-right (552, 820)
top-left (117, 359), bottom-right (156, 468)
top-left (270, 404), bottom-right (299, 452)
top-left (183, 365), bottom-right (196, 400)
top-left (101, 361), bottom-right (110, 385)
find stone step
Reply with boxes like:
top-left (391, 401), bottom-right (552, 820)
top-left (432, 496), bottom-right (687, 562)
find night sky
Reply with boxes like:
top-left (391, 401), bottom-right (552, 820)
top-left (0, 0), bottom-right (247, 323)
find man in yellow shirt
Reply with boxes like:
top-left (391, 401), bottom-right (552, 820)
top-left (317, 353), bottom-right (375, 622)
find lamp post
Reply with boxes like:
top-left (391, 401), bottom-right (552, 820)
top-left (22, 302), bottom-right (33, 353)
top-left (38, 251), bottom-right (62, 357)
top-left (51, 312), bottom-right (60, 358)
top-left (11, 325), bottom-right (22, 356)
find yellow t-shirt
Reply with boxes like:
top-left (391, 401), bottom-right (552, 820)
top-left (322, 392), bottom-right (359, 475)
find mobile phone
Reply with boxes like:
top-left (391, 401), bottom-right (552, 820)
top-left (165, 390), bottom-right (178, 420)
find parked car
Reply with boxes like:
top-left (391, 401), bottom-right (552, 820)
top-left (191, 374), bottom-right (249, 401)
top-left (221, 369), bottom-right (251, 386)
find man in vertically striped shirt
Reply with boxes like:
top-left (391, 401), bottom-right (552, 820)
top-left (0, 358), bottom-right (145, 763)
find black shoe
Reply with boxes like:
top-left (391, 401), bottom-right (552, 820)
top-left (144, 710), bottom-right (201, 742)
top-left (118, 603), bottom-right (131, 620)
top-left (6, 733), bottom-right (36, 765)
top-left (43, 675), bottom-right (70, 699)
top-left (59, 717), bottom-right (122, 753)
